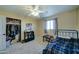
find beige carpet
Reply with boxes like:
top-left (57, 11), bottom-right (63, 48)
top-left (0, 38), bottom-right (47, 54)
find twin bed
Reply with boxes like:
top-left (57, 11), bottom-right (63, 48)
top-left (43, 29), bottom-right (79, 54)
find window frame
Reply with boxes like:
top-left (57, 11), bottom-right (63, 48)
top-left (46, 20), bottom-right (54, 30)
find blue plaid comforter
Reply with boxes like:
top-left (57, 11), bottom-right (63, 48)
top-left (43, 37), bottom-right (79, 54)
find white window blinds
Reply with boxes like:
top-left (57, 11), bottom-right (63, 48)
top-left (46, 20), bottom-right (55, 30)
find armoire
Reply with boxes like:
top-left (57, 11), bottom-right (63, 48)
top-left (0, 16), bottom-right (21, 51)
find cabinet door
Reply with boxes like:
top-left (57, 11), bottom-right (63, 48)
top-left (0, 16), bottom-right (6, 50)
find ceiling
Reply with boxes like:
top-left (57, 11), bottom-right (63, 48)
top-left (0, 5), bottom-right (78, 18)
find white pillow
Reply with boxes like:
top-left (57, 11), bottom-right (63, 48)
top-left (58, 36), bottom-right (71, 39)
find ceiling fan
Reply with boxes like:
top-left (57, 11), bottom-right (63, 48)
top-left (25, 5), bottom-right (45, 17)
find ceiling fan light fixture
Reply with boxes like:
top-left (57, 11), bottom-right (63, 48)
top-left (31, 12), bottom-right (39, 16)
top-left (24, 5), bottom-right (45, 17)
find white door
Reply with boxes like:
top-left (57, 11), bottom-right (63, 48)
top-left (0, 16), bottom-right (6, 50)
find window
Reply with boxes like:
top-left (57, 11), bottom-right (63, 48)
top-left (46, 20), bottom-right (54, 30)
top-left (45, 18), bottom-right (57, 35)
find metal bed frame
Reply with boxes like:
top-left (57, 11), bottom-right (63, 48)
top-left (57, 29), bottom-right (78, 39)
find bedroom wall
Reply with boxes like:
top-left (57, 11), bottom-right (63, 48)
top-left (76, 8), bottom-right (79, 29)
top-left (57, 9), bottom-right (77, 29)
top-left (37, 7), bottom-right (79, 39)
top-left (0, 11), bottom-right (41, 40)
top-left (21, 17), bottom-right (42, 40)
top-left (36, 19), bottom-right (45, 37)
top-left (43, 8), bottom-right (78, 36)
top-left (26, 8), bottom-right (78, 38)
top-left (47, 9), bottom-right (77, 29)
top-left (0, 7), bottom-right (79, 41)
top-left (57, 7), bottom-right (79, 32)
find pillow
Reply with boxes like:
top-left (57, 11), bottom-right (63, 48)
top-left (56, 36), bottom-right (71, 41)
top-left (58, 36), bottom-right (71, 39)
top-left (56, 37), bottom-right (62, 40)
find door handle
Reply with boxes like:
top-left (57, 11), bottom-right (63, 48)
top-left (3, 34), bottom-right (6, 35)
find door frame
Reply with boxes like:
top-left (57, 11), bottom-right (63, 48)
top-left (6, 17), bottom-right (21, 42)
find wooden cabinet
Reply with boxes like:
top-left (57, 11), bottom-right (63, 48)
top-left (22, 31), bottom-right (35, 43)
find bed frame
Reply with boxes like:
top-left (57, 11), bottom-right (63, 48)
top-left (57, 29), bottom-right (79, 39)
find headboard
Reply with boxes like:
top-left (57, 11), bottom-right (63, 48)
top-left (57, 29), bottom-right (78, 39)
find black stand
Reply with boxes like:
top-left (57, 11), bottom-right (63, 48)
top-left (22, 31), bottom-right (35, 43)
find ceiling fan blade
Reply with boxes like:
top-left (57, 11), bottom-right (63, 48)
top-left (24, 5), bottom-right (48, 17)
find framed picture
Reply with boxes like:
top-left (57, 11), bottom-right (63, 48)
top-left (26, 23), bottom-right (32, 31)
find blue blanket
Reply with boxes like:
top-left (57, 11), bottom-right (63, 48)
top-left (43, 37), bottom-right (79, 54)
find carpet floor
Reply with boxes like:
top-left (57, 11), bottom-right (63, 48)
top-left (0, 39), bottom-right (47, 54)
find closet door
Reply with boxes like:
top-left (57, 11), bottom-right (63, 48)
top-left (0, 16), bottom-right (6, 50)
